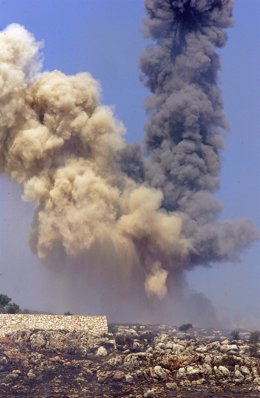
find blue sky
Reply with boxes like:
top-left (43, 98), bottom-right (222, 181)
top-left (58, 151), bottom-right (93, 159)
top-left (0, 0), bottom-right (259, 327)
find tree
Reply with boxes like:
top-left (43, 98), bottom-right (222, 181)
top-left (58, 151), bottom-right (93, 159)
top-left (248, 331), bottom-right (260, 358)
top-left (0, 294), bottom-right (12, 308)
top-left (230, 330), bottom-right (240, 340)
top-left (178, 323), bottom-right (193, 332)
top-left (249, 331), bottom-right (260, 344)
top-left (6, 302), bottom-right (20, 314)
top-left (0, 293), bottom-right (21, 314)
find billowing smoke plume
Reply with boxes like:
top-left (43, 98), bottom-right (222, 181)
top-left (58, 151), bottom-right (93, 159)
top-left (0, 23), bottom-right (191, 305)
top-left (0, 0), bottom-right (258, 325)
top-left (135, 0), bottom-right (257, 266)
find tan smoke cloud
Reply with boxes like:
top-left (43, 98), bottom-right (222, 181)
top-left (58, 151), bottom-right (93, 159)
top-left (0, 24), bottom-right (191, 301)
top-left (144, 261), bottom-right (168, 300)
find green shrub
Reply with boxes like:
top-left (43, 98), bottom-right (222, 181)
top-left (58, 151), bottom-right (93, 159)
top-left (248, 344), bottom-right (258, 358)
top-left (0, 293), bottom-right (21, 314)
top-left (249, 331), bottom-right (260, 344)
top-left (248, 331), bottom-right (260, 358)
top-left (115, 333), bottom-right (133, 349)
top-left (0, 294), bottom-right (12, 308)
top-left (108, 324), bottom-right (118, 334)
top-left (6, 302), bottom-right (20, 314)
top-left (230, 330), bottom-right (240, 340)
top-left (178, 323), bottom-right (193, 332)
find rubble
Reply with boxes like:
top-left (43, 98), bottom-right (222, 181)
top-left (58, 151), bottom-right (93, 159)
top-left (0, 323), bottom-right (259, 397)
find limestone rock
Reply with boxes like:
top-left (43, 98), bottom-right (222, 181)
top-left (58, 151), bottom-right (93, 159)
top-left (96, 346), bottom-right (108, 357)
top-left (218, 366), bottom-right (230, 376)
top-left (0, 322), bottom-right (259, 397)
top-left (150, 365), bottom-right (168, 380)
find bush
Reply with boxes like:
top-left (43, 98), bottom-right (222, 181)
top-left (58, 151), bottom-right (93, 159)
top-left (178, 323), bottom-right (193, 332)
top-left (248, 331), bottom-right (260, 358)
top-left (6, 302), bottom-right (20, 314)
top-left (249, 331), bottom-right (260, 344)
top-left (64, 311), bottom-right (73, 316)
top-left (248, 344), bottom-right (258, 358)
top-left (140, 331), bottom-right (155, 345)
top-left (108, 324), bottom-right (118, 334)
top-left (230, 330), bottom-right (240, 340)
top-left (0, 294), bottom-right (12, 308)
top-left (0, 293), bottom-right (21, 314)
top-left (115, 333), bottom-right (133, 349)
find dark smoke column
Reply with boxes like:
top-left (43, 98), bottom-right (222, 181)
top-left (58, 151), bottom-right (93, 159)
top-left (141, 0), bottom-right (258, 265)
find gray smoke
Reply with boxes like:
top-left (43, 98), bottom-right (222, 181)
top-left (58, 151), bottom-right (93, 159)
top-left (134, 0), bottom-right (258, 266)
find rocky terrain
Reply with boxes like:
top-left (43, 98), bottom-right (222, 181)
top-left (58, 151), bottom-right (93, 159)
top-left (0, 324), bottom-right (259, 397)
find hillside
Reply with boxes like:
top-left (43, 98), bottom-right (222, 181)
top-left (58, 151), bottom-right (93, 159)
top-left (0, 323), bottom-right (259, 397)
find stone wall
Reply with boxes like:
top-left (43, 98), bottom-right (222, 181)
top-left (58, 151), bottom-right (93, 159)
top-left (0, 314), bottom-right (108, 336)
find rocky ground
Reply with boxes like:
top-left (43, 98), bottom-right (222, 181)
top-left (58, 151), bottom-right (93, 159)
top-left (0, 324), bottom-right (259, 397)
